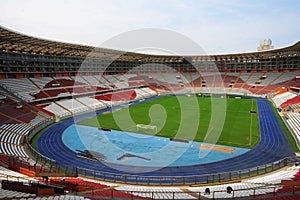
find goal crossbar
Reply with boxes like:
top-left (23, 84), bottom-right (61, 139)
top-left (136, 124), bottom-right (156, 129)
top-left (136, 124), bottom-right (157, 133)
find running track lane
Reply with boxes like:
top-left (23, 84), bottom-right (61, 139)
top-left (37, 98), bottom-right (297, 179)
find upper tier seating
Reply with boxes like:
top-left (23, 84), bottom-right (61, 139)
top-left (0, 78), bottom-right (39, 101)
top-left (76, 96), bottom-right (107, 110)
top-left (1, 73), bottom-right (299, 103)
top-left (36, 87), bottom-right (157, 117)
top-left (272, 92), bottom-right (298, 108)
top-left (94, 75), bottom-right (115, 88)
top-left (281, 96), bottom-right (300, 109)
top-left (30, 77), bottom-right (54, 89)
top-left (37, 102), bottom-right (71, 118)
top-left (116, 74), bottom-right (139, 87)
top-left (0, 78), bottom-right (38, 93)
top-left (94, 90), bottom-right (136, 101)
top-left (136, 88), bottom-right (157, 99)
top-left (76, 75), bottom-right (98, 86)
top-left (56, 99), bottom-right (90, 114)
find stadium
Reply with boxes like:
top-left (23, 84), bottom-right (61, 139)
top-left (0, 24), bottom-right (300, 200)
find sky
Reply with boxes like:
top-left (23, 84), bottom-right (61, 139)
top-left (0, 0), bottom-right (299, 55)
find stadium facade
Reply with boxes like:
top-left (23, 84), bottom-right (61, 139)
top-left (0, 26), bottom-right (299, 79)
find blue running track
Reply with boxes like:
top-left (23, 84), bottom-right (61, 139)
top-left (37, 98), bottom-right (296, 181)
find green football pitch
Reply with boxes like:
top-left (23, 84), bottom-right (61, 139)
top-left (77, 96), bottom-right (260, 148)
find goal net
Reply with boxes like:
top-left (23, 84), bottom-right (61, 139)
top-left (136, 124), bottom-right (157, 134)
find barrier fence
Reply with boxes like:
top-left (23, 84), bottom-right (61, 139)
top-left (74, 157), bottom-right (294, 185)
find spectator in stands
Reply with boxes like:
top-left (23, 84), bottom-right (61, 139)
top-left (205, 187), bottom-right (210, 195)
top-left (42, 176), bottom-right (48, 183)
top-left (227, 186), bottom-right (233, 194)
top-left (33, 163), bottom-right (36, 172)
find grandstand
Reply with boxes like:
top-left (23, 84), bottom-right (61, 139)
top-left (0, 25), bottom-right (300, 199)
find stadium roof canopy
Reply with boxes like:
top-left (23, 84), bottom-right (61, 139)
top-left (0, 26), bottom-right (299, 62)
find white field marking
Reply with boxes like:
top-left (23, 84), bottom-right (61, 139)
top-left (249, 99), bottom-right (254, 146)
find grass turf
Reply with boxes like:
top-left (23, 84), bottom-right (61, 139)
top-left (77, 96), bottom-right (260, 148)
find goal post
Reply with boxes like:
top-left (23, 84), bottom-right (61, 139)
top-left (136, 124), bottom-right (157, 134)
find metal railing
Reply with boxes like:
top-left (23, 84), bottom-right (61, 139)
top-left (74, 157), bottom-right (294, 186)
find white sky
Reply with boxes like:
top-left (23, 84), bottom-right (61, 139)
top-left (0, 0), bottom-right (299, 55)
